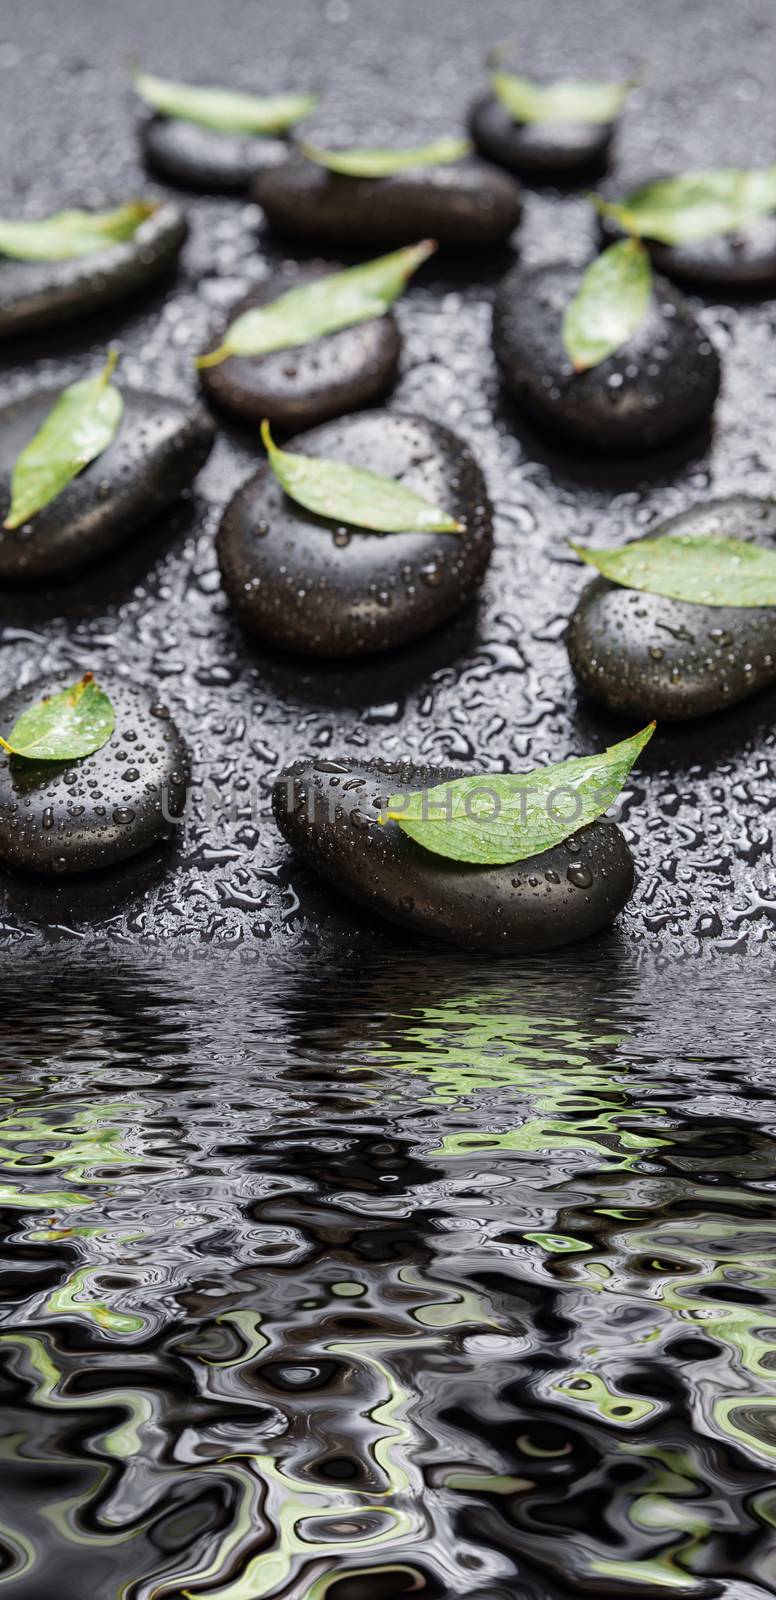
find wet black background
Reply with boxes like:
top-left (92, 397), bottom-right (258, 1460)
top-left (1, 0), bottom-right (775, 956)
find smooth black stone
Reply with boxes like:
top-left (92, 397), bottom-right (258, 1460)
top-left (0, 838), bottom-right (178, 925)
top-left (199, 262), bottom-right (400, 430)
top-left (272, 755), bottom-right (635, 952)
top-left (566, 495), bottom-right (776, 720)
top-left (253, 155), bottom-right (522, 249)
top-left (598, 185), bottom-right (776, 288)
top-left (469, 93), bottom-right (615, 179)
top-left (0, 673), bottom-right (190, 875)
top-left (0, 202), bottom-right (187, 338)
top-left (0, 388), bottom-right (214, 581)
top-left (216, 409), bottom-right (493, 656)
top-left (492, 260), bottom-right (720, 452)
top-left (141, 114), bottom-right (288, 194)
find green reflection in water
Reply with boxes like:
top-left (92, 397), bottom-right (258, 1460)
top-left (0, 1333), bottom-right (154, 1458)
top-left (621, 1213), bottom-right (776, 1462)
top-left (359, 997), bottom-right (664, 1168)
top-left (0, 1088), bottom-right (162, 1338)
top-left (183, 1340), bottom-right (427, 1600)
top-left (591, 1445), bottom-right (713, 1591)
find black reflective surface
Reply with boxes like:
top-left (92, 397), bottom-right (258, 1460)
top-left (0, 953), bottom-right (773, 1598)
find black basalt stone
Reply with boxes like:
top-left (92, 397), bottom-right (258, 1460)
top-left (493, 260), bottom-right (720, 452)
top-left (272, 756), bottom-right (635, 952)
top-left (216, 410), bottom-right (493, 656)
top-left (0, 388), bottom-right (215, 581)
top-left (199, 263), bottom-right (401, 430)
top-left (469, 93), bottom-right (615, 180)
top-left (566, 495), bottom-right (776, 720)
top-left (253, 155), bottom-right (522, 249)
top-left (0, 674), bottom-right (190, 875)
top-left (141, 114), bottom-right (288, 194)
top-left (598, 184), bottom-right (776, 288)
top-left (0, 202), bottom-right (187, 338)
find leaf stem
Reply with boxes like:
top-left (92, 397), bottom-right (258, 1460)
top-left (195, 344), bottom-right (229, 370)
top-left (100, 347), bottom-right (120, 387)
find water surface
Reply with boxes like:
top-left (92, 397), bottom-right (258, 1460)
top-left (0, 953), bottom-right (773, 1598)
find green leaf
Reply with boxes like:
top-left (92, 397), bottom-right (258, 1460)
top-left (132, 67), bottom-right (317, 135)
top-left (385, 724), bottom-right (655, 864)
top-left (572, 534), bottom-right (776, 607)
top-left (0, 674), bottom-right (115, 762)
top-left (197, 240), bottom-right (436, 368)
top-left (298, 136), bottom-right (472, 177)
top-left (0, 201), bottom-right (156, 262)
top-left (261, 420), bottom-right (463, 535)
top-left (562, 239), bottom-right (653, 371)
top-left (491, 71), bottom-right (630, 125)
top-left (4, 351), bottom-right (123, 530)
top-left (594, 166), bottom-right (776, 246)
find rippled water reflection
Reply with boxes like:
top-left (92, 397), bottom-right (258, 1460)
top-left (0, 954), bottom-right (773, 1598)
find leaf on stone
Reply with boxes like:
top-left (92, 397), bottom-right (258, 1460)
top-left (562, 239), bottom-right (653, 371)
top-left (133, 67), bottom-right (317, 135)
top-left (261, 420), bottom-right (463, 535)
top-left (4, 351), bottom-right (123, 530)
top-left (572, 534), bottom-right (776, 607)
top-left (384, 724), bottom-right (655, 864)
top-left (0, 674), bottom-right (115, 762)
top-left (298, 136), bottom-right (472, 177)
top-left (197, 240), bottom-right (436, 367)
top-left (594, 166), bottom-right (776, 245)
top-left (0, 201), bottom-right (157, 261)
top-left (491, 70), bottom-right (631, 125)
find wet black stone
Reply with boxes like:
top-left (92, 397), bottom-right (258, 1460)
top-left (199, 262), bottom-right (401, 430)
top-left (272, 755), bottom-right (635, 952)
top-left (216, 409), bottom-right (493, 656)
top-left (0, 202), bottom-right (187, 338)
top-left (469, 94), bottom-right (615, 180)
top-left (140, 114), bottom-right (288, 194)
top-left (598, 183), bottom-right (776, 288)
top-left (0, 388), bottom-right (215, 581)
top-left (566, 495), bottom-right (776, 720)
top-left (253, 154), bottom-right (522, 249)
top-left (0, 673), bottom-right (190, 875)
top-left (493, 260), bottom-right (720, 452)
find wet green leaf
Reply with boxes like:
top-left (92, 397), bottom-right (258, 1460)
top-left (4, 351), bottom-right (123, 530)
top-left (133, 67), bottom-right (317, 135)
top-left (0, 201), bottom-right (156, 261)
top-left (491, 71), bottom-right (630, 125)
top-left (0, 674), bottom-right (115, 762)
top-left (197, 240), bottom-right (436, 368)
top-left (299, 136), bottom-right (472, 177)
top-left (563, 239), bottom-right (653, 371)
top-left (595, 166), bottom-right (776, 245)
top-left (572, 534), bottom-right (776, 607)
top-left (385, 724), bottom-right (655, 864)
top-left (261, 420), bottom-right (463, 535)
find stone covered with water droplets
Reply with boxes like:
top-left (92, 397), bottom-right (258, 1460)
top-left (0, 202), bottom-right (187, 338)
top-left (216, 410), bottom-right (493, 655)
top-left (469, 94), bottom-right (615, 180)
top-left (199, 262), bottom-right (401, 430)
top-left (253, 154), bottom-right (522, 249)
top-left (0, 674), bottom-right (190, 875)
top-left (141, 115), bottom-right (289, 194)
top-left (567, 496), bottom-right (776, 719)
top-left (493, 260), bottom-right (720, 451)
top-left (273, 755), bottom-right (635, 951)
top-left (0, 387), bottom-right (215, 580)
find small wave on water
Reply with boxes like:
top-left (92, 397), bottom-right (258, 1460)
top-left (0, 950), bottom-right (772, 1599)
